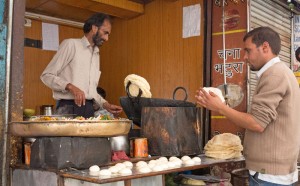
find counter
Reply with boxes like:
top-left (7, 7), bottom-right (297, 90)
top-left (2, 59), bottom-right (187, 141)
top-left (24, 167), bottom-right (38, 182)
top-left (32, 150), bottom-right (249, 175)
top-left (11, 154), bottom-right (245, 186)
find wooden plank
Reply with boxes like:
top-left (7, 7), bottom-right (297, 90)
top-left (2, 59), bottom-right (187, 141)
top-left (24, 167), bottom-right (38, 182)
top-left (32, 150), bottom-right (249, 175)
top-left (58, 155), bottom-right (244, 184)
top-left (54, 0), bottom-right (144, 19)
top-left (26, 0), bottom-right (50, 9)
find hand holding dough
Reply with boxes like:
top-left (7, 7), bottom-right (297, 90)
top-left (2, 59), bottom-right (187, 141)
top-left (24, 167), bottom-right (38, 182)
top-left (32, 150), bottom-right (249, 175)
top-left (203, 87), bottom-right (225, 103)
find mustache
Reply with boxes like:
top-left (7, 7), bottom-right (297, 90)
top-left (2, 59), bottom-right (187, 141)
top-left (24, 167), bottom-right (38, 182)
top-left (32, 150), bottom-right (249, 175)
top-left (93, 33), bottom-right (105, 46)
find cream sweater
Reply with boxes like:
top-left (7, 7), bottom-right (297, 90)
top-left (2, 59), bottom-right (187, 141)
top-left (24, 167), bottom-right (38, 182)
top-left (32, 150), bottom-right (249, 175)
top-left (244, 62), bottom-right (300, 175)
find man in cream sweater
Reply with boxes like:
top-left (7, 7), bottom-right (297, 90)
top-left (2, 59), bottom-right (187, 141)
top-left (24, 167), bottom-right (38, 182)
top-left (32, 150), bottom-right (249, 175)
top-left (196, 27), bottom-right (300, 185)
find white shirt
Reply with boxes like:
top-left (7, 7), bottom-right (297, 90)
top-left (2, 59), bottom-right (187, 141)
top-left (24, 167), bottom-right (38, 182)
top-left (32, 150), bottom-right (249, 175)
top-left (41, 36), bottom-right (107, 107)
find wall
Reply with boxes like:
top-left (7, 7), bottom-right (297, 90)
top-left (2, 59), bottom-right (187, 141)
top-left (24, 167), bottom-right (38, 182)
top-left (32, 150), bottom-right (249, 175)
top-left (23, 0), bottom-right (204, 115)
top-left (100, 0), bottom-right (204, 105)
top-left (24, 21), bottom-right (82, 113)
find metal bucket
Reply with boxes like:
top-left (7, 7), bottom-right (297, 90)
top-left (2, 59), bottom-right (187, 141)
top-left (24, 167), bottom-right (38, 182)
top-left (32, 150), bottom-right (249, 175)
top-left (231, 168), bottom-right (249, 186)
top-left (109, 135), bottom-right (130, 155)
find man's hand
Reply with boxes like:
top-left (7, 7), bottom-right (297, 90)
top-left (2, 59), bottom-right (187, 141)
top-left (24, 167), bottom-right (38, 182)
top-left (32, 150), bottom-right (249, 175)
top-left (66, 83), bottom-right (86, 107)
top-left (195, 87), bottom-right (225, 112)
top-left (103, 102), bottom-right (123, 116)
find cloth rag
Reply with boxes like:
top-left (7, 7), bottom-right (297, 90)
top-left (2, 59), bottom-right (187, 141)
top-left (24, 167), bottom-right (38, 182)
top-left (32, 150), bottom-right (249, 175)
top-left (124, 74), bottom-right (152, 98)
top-left (112, 151), bottom-right (130, 161)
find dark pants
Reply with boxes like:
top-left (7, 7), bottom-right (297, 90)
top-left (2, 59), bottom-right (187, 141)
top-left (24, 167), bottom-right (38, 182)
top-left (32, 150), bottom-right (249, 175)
top-left (249, 172), bottom-right (298, 186)
top-left (56, 99), bottom-right (94, 118)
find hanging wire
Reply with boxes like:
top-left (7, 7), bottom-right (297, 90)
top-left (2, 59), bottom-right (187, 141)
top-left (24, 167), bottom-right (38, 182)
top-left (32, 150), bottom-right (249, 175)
top-left (222, 0), bottom-right (229, 105)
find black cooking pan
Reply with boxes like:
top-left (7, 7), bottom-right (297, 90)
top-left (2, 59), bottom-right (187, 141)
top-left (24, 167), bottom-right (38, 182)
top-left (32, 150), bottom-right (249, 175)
top-left (119, 81), bottom-right (195, 126)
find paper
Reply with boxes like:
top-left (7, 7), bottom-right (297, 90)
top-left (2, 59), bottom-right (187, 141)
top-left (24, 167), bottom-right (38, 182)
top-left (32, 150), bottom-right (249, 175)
top-left (183, 4), bottom-right (201, 38)
top-left (42, 22), bottom-right (59, 51)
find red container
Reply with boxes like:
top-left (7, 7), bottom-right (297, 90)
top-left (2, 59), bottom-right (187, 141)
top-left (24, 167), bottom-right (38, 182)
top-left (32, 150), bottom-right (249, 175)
top-left (130, 138), bottom-right (148, 158)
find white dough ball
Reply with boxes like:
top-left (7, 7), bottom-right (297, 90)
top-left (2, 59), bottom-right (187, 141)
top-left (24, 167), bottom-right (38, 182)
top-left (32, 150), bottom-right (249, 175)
top-left (181, 156), bottom-right (191, 161)
top-left (89, 171), bottom-right (99, 176)
top-left (183, 159), bottom-right (195, 166)
top-left (89, 165), bottom-right (100, 172)
top-left (99, 169), bottom-right (112, 176)
top-left (160, 163), bottom-right (168, 170)
top-left (170, 157), bottom-right (181, 162)
top-left (152, 165), bottom-right (163, 172)
top-left (158, 157), bottom-right (168, 163)
top-left (136, 161), bottom-right (147, 168)
top-left (148, 163), bottom-right (156, 169)
top-left (169, 156), bottom-right (178, 161)
top-left (148, 160), bottom-right (157, 165)
top-left (119, 168), bottom-right (132, 175)
top-left (138, 166), bottom-right (152, 173)
top-left (192, 157), bottom-right (201, 163)
top-left (115, 163), bottom-right (126, 169)
top-left (173, 160), bottom-right (182, 167)
top-left (108, 166), bottom-right (119, 174)
top-left (123, 161), bottom-right (133, 168)
top-left (167, 161), bottom-right (176, 169)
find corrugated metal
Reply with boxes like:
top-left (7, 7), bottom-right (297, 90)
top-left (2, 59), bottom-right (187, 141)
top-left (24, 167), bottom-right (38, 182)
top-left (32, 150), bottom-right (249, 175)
top-left (249, 0), bottom-right (292, 105)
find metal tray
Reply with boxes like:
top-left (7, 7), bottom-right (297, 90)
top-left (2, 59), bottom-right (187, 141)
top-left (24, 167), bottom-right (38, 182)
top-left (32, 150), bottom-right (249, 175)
top-left (10, 120), bottom-right (132, 137)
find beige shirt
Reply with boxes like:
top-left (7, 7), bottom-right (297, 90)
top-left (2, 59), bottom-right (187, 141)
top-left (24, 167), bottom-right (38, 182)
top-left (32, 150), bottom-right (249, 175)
top-left (40, 36), bottom-right (107, 107)
top-left (244, 58), bottom-right (300, 176)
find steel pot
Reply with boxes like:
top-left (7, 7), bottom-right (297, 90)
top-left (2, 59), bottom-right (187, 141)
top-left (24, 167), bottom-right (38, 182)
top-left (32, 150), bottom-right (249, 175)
top-left (109, 135), bottom-right (129, 155)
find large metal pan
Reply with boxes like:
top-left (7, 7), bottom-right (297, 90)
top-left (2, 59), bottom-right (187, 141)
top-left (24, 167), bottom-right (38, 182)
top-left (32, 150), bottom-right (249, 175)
top-left (10, 120), bottom-right (132, 137)
top-left (120, 83), bottom-right (195, 126)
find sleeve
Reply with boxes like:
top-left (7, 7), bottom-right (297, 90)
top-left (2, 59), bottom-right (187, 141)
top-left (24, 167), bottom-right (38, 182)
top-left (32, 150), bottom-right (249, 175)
top-left (94, 93), bottom-right (108, 108)
top-left (250, 74), bottom-right (286, 128)
top-left (40, 39), bottom-right (75, 92)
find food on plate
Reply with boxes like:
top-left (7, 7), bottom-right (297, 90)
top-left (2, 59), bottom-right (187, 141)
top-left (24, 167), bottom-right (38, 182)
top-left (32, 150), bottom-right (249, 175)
top-left (29, 114), bottom-right (129, 121)
top-left (204, 133), bottom-right (243, 159)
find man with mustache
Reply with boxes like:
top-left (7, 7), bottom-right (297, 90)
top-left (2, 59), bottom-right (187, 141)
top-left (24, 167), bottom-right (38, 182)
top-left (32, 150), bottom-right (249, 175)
top-left (41, 13), bottom-right (122, 118)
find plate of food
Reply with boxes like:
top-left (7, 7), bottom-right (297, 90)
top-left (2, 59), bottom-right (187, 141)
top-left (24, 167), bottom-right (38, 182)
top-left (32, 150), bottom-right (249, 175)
top-left (10, 115), bottom-right (132, 137)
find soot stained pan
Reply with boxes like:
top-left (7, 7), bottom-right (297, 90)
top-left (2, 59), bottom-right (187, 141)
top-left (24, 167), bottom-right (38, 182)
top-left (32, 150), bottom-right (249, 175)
top-left (120, 82), bottom-right (196, 126)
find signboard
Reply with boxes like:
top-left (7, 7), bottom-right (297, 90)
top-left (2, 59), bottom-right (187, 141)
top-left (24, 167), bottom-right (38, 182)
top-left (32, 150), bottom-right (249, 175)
top-left (211, 1), bottom-right (247, 139)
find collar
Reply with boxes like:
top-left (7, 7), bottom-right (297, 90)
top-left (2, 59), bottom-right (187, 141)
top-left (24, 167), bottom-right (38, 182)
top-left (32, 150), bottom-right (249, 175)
top-left (256, 56), bottom-right (280, 78)
top-left (81, 36), bottom-right (99, 54)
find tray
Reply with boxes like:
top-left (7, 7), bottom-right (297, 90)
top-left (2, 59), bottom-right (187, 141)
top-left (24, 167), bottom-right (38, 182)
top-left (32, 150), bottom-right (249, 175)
top-left (10, 120), bottom-right (132, 137)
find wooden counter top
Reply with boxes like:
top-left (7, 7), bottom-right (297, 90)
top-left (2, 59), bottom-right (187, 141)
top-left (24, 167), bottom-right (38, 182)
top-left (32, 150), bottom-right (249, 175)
top-left (59, 154), bottom-right (245, 184)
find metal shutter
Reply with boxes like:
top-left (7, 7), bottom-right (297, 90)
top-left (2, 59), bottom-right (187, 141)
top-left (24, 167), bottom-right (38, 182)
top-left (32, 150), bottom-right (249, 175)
top-left (248, 0), bottom-right (292, 109)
